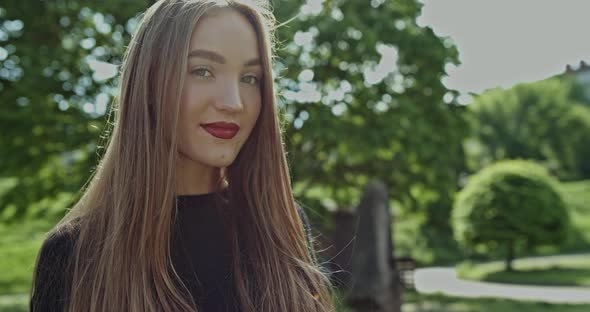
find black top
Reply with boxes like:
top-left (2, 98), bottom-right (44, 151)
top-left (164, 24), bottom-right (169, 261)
top-left (172, 192), bottom-right (237, 311)
top-left (29, 193), bottom-right (314, 312)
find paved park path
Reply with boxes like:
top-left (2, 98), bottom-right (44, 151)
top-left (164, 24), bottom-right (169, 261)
top-left (414, 254), bottom-right (590, 304)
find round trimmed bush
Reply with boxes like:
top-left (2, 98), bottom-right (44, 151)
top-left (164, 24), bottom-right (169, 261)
top-left (452, 160), bottom-right (569, 271)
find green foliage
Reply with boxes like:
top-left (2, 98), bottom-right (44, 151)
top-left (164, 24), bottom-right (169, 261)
top-left (0, 0), bottom-right (148, 220)
top-left (560, 180), bottom-right (590, 214)
top-left (466, 78), bottom-right (590, 180)
top-left (393, 210), bottom-right (434, 264)
top-left (559, 180), bottom-right (590, 251)
top-left (554, 105), bottom-right (590, 178)
top-left (453, 160), bottom-right (569, 269)
top-left (273, 0), bottom-right (468, 260)
top-left (447, 179), bottom-right (589, 259)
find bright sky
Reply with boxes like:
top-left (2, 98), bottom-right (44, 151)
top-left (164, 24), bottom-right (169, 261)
top-left (417, 0), bottom-right (590, 96)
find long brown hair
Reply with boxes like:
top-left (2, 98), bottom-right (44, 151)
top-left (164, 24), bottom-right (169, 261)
top-left (30, 0), bottom-right (334, 311)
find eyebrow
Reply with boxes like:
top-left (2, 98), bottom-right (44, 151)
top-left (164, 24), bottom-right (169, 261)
top-left (188, 49), bottom-right (261, 67)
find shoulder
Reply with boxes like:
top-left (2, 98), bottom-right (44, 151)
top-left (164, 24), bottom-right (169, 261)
top-left (36, 222), bottom-right (80, 268)
top-left (43, 222), bottom-right (78, 247)
top-left (30, 221), bottom-right (80, 311)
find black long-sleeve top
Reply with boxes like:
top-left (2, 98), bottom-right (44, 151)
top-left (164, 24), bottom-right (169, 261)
top-left (29, 192), bottom-right (314, 312)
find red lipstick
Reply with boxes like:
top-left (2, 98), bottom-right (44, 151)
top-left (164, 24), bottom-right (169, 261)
top-left (200, 122), bottom-right (240, 139)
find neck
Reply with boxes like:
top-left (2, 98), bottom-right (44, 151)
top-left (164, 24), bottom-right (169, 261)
top-left (176, 153), bottom-right (222, 196)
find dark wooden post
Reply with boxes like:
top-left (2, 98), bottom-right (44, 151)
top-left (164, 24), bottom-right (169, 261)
top-left (347, 181), bottom-right (401, 312)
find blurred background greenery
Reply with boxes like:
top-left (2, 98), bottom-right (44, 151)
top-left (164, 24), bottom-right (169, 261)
top-left (1, 0), bottom-right (589, 311)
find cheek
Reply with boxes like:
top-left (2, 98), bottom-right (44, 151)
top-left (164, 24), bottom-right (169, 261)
top-left (177, 96), bottom-right (192, 135)
top-left (180, 84), bottom-right (197, 113)
top-left (179, 84), bottom-right (210, 119)
top-left (178, 85), bottom-right (191, 123)
top-left (177, 85), bottom-right (204, 141)
top-left (246, 91), bottom-right (262, 125)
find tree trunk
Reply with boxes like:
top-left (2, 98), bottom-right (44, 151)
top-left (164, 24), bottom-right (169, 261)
top-left (505, 241), bottom-right (515, 271)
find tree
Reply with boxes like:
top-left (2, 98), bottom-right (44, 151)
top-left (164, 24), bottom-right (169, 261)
top-left (272, 0), bottom-right (468, 261)
top-left (0, 0), bottom-right (147, 220)
top-left (466, 77), bottom-right (590, 180)
top-left (552, 105), bottom-right (590, 178)
top-left (452, 160), bottom-right (569, 271)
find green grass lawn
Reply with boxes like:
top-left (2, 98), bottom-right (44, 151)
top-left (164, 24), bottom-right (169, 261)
top-left (402, 291), bottom-right (590, 312)
top-left (0, 220), bottom-right (52, 295)
top-left (457, 254), bottom-right (590, 286)
top-left (332, 289), bottom-right (590, 312)
top-left (0, 294), bottom-right (28, 312)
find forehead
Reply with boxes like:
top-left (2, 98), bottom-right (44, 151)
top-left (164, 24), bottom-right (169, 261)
top-left (189, 8), bottom-right (260, 61)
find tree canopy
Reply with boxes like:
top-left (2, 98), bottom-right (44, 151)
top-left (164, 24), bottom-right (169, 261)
top-left (452, 160), bottom-right (569, 271)
top-left (0, 0), bottom-right (148, 219)
top-left (273, 0), bottom-right (468, 258)
top-left (466, 77), bottom-right (590, 180)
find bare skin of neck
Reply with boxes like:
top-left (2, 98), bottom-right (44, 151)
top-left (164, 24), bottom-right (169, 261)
top-left (175, 153), bottom-right (225, 195)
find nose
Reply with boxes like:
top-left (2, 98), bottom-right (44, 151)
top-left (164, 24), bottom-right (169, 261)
top-left (214, 80), bottom-right (244, 113)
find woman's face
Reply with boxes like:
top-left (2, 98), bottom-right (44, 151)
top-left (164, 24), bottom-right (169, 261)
top-left (177, 8), bottom-right (262, 171)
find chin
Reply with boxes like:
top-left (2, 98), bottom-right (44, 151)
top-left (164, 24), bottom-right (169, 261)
top-left (203, 154), bottom-right (238, 168)
top-left (208, 159), bottom-right (235, 168)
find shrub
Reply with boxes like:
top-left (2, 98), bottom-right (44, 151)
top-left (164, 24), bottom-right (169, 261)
top-left (452, 160), bottom-right (569, 271)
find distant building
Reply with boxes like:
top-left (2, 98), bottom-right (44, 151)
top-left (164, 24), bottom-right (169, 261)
top-left (565, 60), bottom-right (590, 102)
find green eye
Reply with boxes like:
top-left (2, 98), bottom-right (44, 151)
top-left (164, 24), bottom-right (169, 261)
top-left (242, 75), bottom-right (259, 85)
top-left (191, 67), bottom-right (213, 77)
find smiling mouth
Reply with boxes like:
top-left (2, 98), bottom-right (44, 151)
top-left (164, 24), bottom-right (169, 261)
top-left (200, 122), bottom-right (240, 139)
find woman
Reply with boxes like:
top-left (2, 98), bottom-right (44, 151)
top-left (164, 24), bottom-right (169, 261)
top-left (29, 0), bottom-right (334, 311)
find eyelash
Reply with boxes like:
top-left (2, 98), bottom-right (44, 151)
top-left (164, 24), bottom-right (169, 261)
top-left (190, 67), bottom-right (260, 85)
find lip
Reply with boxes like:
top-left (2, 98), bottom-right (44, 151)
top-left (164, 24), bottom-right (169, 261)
top-left (200, 121), bottom-right (240, 139)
